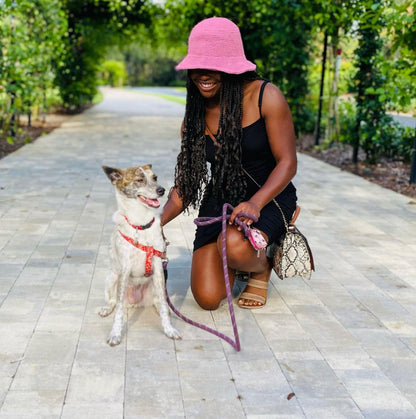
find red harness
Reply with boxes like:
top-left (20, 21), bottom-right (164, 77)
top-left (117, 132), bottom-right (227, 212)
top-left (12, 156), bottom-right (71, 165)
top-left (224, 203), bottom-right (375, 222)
top-left (118, 231), bottom-right (164, 276)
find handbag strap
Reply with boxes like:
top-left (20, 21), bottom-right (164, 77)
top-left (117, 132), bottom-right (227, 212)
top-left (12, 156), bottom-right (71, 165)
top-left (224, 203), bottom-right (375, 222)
top-left (242, 168), bottom-right (300, 232)
top-left (290, 205), bottom-right (300, 225)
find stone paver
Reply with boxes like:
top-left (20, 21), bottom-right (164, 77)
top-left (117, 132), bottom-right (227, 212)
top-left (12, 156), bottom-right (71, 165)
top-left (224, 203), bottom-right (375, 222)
top-left (1, 87), bottom-right (416, 418)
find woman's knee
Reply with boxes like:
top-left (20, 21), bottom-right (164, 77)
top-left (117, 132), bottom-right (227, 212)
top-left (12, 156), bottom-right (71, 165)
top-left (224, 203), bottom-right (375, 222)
top-left (220, 226), bottom-right (252, 267)
top-left (191, 282), bottom-right (222, 310)
top-left (220, 225), bottom-right (269, 271)
top-left (190, 243), bottom-right (226, 310)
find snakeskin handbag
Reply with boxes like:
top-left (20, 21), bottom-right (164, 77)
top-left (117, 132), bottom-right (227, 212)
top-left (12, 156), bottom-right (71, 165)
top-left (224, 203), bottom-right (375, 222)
top-left (273, 205), bottom-right (314, 280)
top-left (243, 169), bottom-right (314, 280)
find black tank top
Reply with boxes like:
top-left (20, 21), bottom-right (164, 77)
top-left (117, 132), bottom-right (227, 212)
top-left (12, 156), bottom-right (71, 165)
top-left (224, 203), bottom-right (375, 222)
top-left (205, 81), bottom-right (296, 206)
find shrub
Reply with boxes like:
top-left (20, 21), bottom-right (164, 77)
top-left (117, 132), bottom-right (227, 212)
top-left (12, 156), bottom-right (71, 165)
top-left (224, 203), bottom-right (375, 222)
top-left (338, 97), bottom-right (356, 146)
top-left (98, 60), bottom-right (127, 87)
top-left (338, 97), bottom-right (415, 162)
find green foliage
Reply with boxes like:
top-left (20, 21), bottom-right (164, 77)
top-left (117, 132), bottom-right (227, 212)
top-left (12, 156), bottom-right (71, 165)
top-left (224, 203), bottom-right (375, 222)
top-left (305, 0), bottom-right (415, 166)
top-left (109, 37), bottom-right (181, 86)
top-left (352, 1), bottom-right (391, 163)
top-left (55, 0), bottom-right (151, 111)
top-left (308, 40), bottom-right (357, 99)
top-left (92, 90), bottom-right (104, 104)
top-left (382, 1), bottom-right (416, 112)
top-left (1, 0), bottom-right (413, 165)
top-left (311, 0), bottom-right (356, 34)
top-left (338, 98), bottom-right (357, 144)
top-left (152, 93), bottom-right (186, 105)
top-left (328, 0), bottom-right (415, 165)
top-left (395, 126), bottom-right (415, 162)
top-left (338, 97), bottom-right (414, 162)
top-left (0, 0), bottom-right (152, 131)
top-left (0, 0), bottom-right (67, 134)
top-left (98, 60), bottom-right (127, 87)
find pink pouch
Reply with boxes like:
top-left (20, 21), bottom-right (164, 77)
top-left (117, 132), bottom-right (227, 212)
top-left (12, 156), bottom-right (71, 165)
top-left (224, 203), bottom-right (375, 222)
top-left (247, 228), bottom-right (267, 251)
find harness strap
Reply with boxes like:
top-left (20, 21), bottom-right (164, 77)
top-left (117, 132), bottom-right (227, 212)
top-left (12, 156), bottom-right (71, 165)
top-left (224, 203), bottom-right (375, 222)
top-left (123, 216), bottom-right (155, 230)
top-left (118, 231), bottom-right (163, 276)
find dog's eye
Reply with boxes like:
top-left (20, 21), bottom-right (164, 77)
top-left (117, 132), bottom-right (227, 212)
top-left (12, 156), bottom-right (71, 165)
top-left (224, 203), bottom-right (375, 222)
top-left (152, 175), bottom-right (157, 182)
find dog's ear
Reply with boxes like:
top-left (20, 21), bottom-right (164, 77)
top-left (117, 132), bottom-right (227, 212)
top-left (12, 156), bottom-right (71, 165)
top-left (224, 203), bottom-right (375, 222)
top-left (102, 166), bottom-right (123, 184)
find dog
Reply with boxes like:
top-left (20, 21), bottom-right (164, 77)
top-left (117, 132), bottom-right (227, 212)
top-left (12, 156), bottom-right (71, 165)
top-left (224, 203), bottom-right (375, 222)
top-left (99, 164), bottom-right (181, 346)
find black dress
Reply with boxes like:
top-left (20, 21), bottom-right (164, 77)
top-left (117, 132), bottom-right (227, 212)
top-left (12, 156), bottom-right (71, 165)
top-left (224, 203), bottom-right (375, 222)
top-left (193, 81), bottom-right (297, 251)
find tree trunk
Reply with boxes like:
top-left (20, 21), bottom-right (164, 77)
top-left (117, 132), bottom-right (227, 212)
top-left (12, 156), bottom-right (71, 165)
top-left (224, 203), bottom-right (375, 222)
top-left (326, 28), bottom-right (341, 143)
top-left (315, 31), bottom-right (328, 146)
top-left (410, 128), bottom-right (416, 184)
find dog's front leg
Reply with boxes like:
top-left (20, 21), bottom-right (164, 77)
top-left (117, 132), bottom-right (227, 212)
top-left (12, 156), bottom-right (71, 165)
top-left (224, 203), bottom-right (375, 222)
top-left (99, 235), bottom-right (121, 317)
top-left (153, 262), bottom-right (181, 340)
top-left (99, 271), bottom-right (119, 317)
top-left (107, 267), bottom-right (130, 346)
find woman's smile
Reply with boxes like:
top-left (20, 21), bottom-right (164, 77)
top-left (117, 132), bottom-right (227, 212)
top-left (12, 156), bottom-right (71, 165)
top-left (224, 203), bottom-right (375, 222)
top-left (199, 80), bottom-right (216, 91)
top-left (190, 70), bottom-right (221, 99)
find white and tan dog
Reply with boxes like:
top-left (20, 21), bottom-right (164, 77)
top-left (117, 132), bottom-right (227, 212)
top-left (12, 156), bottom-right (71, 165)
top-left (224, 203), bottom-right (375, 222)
top-left (100, 164), bottom-right (180, 346)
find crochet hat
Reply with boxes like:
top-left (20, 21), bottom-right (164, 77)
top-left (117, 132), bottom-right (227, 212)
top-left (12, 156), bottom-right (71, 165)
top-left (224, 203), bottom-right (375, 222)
top-left (175, 17), bottom-right (256, 74)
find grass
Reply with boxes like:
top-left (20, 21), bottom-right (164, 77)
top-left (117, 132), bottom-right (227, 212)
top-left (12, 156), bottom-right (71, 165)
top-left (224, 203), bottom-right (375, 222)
top-left (126, 87), bottom-right (186, 105)
top-left (93, 90), bottom-right (104, 104)
top-left (153, 93), bottom-right (185, 105)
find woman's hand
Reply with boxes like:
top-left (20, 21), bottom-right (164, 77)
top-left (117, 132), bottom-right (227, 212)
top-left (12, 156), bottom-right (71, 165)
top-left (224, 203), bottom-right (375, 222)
top-left (229, 201), bottom-right (260, 229)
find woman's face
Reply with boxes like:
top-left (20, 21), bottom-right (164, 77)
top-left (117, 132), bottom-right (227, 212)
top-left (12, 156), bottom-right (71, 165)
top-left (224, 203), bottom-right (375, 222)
top-left (189, 69), bottom-right (221, 101)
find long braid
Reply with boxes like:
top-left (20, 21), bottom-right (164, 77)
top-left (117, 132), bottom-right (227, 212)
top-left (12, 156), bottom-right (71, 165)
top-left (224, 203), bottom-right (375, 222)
top-left (175, 71), bottom-right (262, 209)
top-left (174, 77), bottom-right (207, 208)
top-left (214, 73), bottom-right (245, 206)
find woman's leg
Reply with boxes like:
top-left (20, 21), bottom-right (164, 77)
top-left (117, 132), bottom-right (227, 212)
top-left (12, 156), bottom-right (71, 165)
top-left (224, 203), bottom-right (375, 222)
top-left (191, 242), bottom-right (235, 310)
top-left (191, 225), bottom-right (272, 310)
top-left (223, 225), bottom-right (272, 308)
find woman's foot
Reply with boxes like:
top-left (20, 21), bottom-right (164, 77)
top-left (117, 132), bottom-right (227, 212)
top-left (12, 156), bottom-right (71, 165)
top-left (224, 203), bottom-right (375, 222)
top-left (232, 271), bottom-right (250, 298)
top-left (237, 275), bottom-right (270, 309)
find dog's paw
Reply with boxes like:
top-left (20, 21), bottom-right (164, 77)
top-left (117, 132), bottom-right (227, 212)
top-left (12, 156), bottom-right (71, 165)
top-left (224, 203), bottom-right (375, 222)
top-left (164, 326), bottom-right (181, 340)
top-left (98, 306), bottom-right (114, 317)
top-left (107, 333), bottom-right (122, 346)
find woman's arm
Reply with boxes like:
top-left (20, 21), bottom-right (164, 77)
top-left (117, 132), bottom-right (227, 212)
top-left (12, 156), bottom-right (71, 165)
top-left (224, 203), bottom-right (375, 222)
top-left (229, 83), bottom-right (297, 225)
top-left (161, 187), bottom-right (184, 226)
top-left (249, 83), bottom-right (297, 209)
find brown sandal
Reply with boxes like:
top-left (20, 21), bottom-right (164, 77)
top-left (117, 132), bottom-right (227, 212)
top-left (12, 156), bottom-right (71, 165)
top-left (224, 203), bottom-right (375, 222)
top-left (237, 278), bottom-right (269, 309)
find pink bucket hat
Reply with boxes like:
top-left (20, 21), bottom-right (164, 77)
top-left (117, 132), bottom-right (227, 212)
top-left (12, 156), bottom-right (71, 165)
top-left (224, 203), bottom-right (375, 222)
top-left (175, 17), bottom-right (256, 74)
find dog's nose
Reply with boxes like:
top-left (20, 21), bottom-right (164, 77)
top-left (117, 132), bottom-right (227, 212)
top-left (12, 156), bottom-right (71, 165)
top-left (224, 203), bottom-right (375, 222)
top-left (157, 186), bottom-right (165, 196)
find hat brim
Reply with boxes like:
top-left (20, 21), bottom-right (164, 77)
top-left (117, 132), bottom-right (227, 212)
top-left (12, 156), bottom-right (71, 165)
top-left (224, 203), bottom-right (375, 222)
top-left (175, 55), bottom-right (256, 75)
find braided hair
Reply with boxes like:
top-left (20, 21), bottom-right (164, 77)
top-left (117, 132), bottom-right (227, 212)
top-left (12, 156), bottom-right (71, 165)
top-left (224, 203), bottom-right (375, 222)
top-left (175, 71), bottom-right (261, 210)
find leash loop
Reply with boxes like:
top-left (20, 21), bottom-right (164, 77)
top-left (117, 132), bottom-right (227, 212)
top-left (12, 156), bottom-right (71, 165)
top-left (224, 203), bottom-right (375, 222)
top-left (165, 203), bottom-right (258, 351)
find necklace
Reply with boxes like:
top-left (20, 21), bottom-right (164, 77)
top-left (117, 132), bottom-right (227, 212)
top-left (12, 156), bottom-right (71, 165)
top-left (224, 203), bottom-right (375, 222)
top-left (205, 124), bottom-right (221, 148)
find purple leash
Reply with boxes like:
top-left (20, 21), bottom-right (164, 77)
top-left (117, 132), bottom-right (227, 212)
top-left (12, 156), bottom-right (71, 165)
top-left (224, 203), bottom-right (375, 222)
top-left (164, 203), bottom-right (257, 352)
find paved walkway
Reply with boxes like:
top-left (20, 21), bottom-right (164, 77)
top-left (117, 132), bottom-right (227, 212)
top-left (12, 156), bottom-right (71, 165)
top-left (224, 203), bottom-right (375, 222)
top-left (1, 87), bottom-right (416, 419)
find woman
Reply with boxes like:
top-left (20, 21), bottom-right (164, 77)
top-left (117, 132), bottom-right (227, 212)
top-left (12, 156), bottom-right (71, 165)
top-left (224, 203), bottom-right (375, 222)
top-left (161, 17), bottom-right (297, 310)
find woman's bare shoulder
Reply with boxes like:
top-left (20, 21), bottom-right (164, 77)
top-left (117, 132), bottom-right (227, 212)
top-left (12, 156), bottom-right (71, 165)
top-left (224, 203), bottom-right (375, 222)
top-left (244, 79), bottom-right (263, 95)
top-left (261, 82), bottom-right (290, 117)
top-left (263, 82), bottom-right (286, 101)
top-left (244, 80), bottom-right (285, 104)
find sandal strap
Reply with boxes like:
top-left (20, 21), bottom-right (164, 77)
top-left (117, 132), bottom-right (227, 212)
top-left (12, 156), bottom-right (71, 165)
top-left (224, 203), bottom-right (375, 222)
top-left (247, 278), bottom-right (269, 290)
top-left (238, 292), bottom-right (266, 305)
